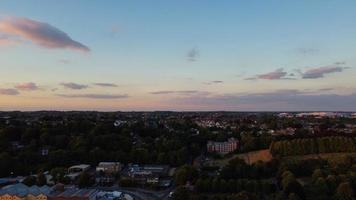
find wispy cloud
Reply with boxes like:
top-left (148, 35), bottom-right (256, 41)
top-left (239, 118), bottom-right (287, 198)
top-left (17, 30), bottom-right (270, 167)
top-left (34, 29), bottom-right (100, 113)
top-left (93, 83), bottom-right (118, 87)
top-left (318, 88), bottom-right (334, 91)
top-left (245, 68), bottom-right (293, 80)
top-left (203, 80), bottom-right (224, 85)
top-left (236, 72), bottom-right (246, 78)
top-left (244, 77), bottom-right (257, 80)
top-left (0, 88), bottom-right (19, 95)
top-left (187, 48), bottom-right (199, 62)
top-left (150, 90), bottom-right (210, 95)
top-left (59, 59), bottom-right (71, 64)
top-left (0, 16), bottom-right (90, 52)
top-left (110, 25), bottom-right (119, 37)
top-left (15, 82), bottom-right (39, 91)
top-left (149, 91), bottom-right (175, 95)
top-left (257, 68), bottom-right (288, 80)
top-left (334, 61), bottom-right (346, 65)
top-left (296, 47), bottom-right (319, 56)
top-left (57, 93), bottom-right (129, 99)
top-left (301, 62), bottom-right (349, 79)
top-left (245, 62), bottom-right (349, 81)
top-left (61, 82), bottom-right (88, 90)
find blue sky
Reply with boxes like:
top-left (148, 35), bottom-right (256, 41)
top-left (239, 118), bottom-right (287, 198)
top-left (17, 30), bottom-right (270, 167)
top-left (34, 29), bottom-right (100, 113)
top-left (0, 0), bottom-right (355, 111)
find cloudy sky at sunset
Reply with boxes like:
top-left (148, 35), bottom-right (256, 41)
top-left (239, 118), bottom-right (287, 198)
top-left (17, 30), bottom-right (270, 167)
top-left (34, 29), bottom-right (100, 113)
top-left (0, 0), bottom-right (355, 111)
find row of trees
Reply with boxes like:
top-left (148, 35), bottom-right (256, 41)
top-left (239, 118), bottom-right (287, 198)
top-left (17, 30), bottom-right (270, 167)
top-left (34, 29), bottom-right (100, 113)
top-left (194, 178), bottom-right (276, 195)
top-left (173, 155), bottom-right (356, 200)
top-left (270, 136), bottom-right (356, 156)
top-left (276, 155), bottom-right (356, 200)
top-left (278, 171), bottom-right (305, 199)
top-left (308, 170), bottom-right (355, 199)
top-left (172, 187), bottom-right (261, 200)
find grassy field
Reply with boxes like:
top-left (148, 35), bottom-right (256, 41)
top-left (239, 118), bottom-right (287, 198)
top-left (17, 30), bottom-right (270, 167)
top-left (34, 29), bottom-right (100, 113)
top-left (208, 149), bottom-right (273, 167)
top-left (236, 149), bottom-right (273, 165)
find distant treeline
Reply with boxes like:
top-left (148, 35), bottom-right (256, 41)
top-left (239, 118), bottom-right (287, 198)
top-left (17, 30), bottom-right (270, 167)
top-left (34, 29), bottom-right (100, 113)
top-left (270, 136), bottom-right (356, 156)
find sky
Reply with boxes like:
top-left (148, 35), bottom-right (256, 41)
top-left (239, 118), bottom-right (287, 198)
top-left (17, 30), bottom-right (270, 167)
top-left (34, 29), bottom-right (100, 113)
top-left (0, 0), bottom-right (356, 111)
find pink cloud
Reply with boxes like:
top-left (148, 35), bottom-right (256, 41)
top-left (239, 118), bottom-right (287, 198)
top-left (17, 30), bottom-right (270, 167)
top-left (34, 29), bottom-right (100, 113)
top-left (0, 88), bottom-right (19, 95)
top-left (245, 68), bottom-right (294, 80)
top-left (0, 34), bottom-right (21, 45)
top-left (257, 68), bottom-right (288, 80)
top-left (15, 82), bottom-right (39, 91)
top-left (301, 64), bottom-right (348, 79)
top-left (0, 17), bottom-right (89, 52)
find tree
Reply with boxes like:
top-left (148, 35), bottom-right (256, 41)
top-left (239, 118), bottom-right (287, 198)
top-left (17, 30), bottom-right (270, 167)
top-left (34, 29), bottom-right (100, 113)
top-left (130, 148), bottom-right (149, 164)
top-left (220, 179), bottom-right (228, 193)
top-left (157, 152), bottom-right (169, 164)
top-left (0, 153), bottom-right (13, 177)
top-left (228, 179), bottom-right (237, 193)
top-left (48, 150), bottom-right (70, 167)
top-left (220, 158), bottom-right (249, 179)
top-left (23, 176), bottom-right (37, 186)
top-left (232, 191), bottom-right (258, 200)
top-left (172, 186), bottom-right (190, 200)
top-left (284, 180), bottom-right (305, 200)
top-left (50, 167), bottom-right (68, 184)
top-left (312, 169), bottom-right (323, 182)
top-left (326, 175), bottom-right (338, 193)
top-left (78, 172), bottom-right (93, 188)
top-left (174, 165), bottom-right (198, 185)
top-left (281, 171), bottom-right (295, 190)
top-left (37, 172), bottom-right (47, 186)
top-left (313, 177), bottom-right (328, 198)
top-left (195, 178), bottom-right (204, 193)
top-left (261, 180), bottom-right (275, 195)
top-left (202, 178), bottom-right (212, 193)
top-left (176, 147), bottom-right (189, 166)
top-left (245, 180), bottom-right (256, 193)
top-left (288, 193), bottom-right (301, 200)
top-left (211, 178), bottom-right (221, 193)
top-left (336, 182), bottom-right (354, 200)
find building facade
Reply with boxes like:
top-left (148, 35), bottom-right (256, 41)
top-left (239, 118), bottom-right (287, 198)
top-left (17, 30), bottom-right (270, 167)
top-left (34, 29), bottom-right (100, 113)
top-left (207, 138), bottom-right (239, 154)
top-left (96, 162), bottom-right (121, 174)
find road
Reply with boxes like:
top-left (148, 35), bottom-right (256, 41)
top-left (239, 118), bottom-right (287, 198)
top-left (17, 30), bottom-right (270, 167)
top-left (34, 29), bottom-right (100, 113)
top-left (92, 185), bottom-right (174, 200)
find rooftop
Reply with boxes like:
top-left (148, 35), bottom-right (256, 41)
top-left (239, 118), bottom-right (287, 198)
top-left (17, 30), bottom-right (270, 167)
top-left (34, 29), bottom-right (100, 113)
top-left (0, 183), bottom-right (51, 197)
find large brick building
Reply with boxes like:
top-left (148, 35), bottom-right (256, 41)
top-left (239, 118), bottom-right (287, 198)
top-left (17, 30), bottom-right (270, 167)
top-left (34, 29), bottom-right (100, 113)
top-left (207, 138), bottom-right (239, 154)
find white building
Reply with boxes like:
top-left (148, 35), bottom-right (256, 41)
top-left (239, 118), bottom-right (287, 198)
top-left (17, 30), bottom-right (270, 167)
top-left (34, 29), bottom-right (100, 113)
top-left (67, 164), bottom-right (90, 180)
top-left (96, 162), bottom-right (122, 174)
